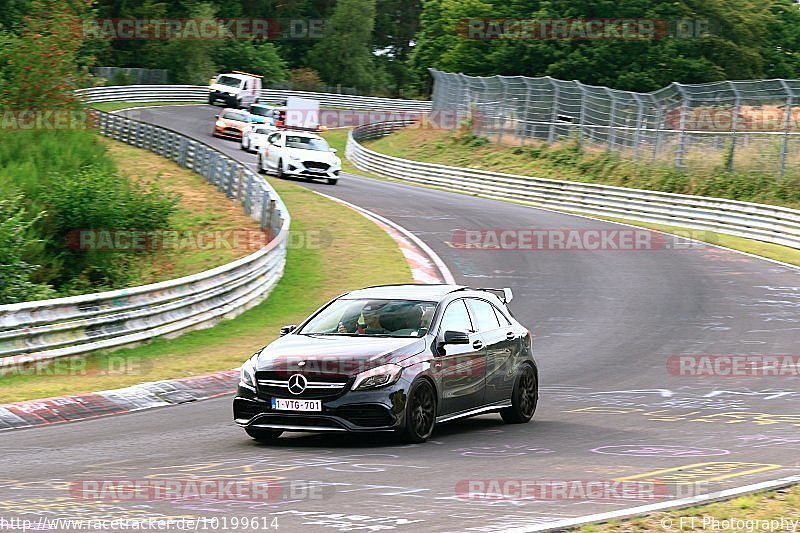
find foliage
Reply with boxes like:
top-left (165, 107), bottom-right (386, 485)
top-left (288, 67), bottom-right (324, 92)
top-left (0, 0), bottom-right (94, 109)
top-left (0, 194), bottom-right (53, 304)
top-left (307, 0), bottom-right (381, 92)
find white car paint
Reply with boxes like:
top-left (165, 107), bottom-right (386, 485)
top-left (257, 131), bottom-right (341, 184)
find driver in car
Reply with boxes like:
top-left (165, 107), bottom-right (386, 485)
top-left (337, 303), bottom-right (391, 335)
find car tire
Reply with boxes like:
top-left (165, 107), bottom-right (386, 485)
top-left (327, 178), bottom-right (338, 185)
top-left (500, 364), bottom-right (537, 424)
top-left (241, 136), bottom-right (249, 151)
top-left (208, 96), bottom-right (215, 105)
top-left (245, 427), bottom-right (283, 443)
top-left (257, 154), bottom-right (266, 174)
top-left (400, 379), bottom-right (436, 443)
top-left (276, 159), bottom-right (285, 179)
top-left (235, 97), bottom-right (243, 109)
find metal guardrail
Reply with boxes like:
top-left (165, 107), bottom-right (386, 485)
top-left (0, 110), bottom-right (290, 367)
top-left (347, 121), bottom-right (800, 250)
top-left (77, 85), bottom-right (432, 111)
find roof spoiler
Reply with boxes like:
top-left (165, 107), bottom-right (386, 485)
top-left (476, 287), bottom-right (513, 304)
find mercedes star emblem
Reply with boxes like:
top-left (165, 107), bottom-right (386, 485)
top-left (287, 374), bottom-right (307, 395)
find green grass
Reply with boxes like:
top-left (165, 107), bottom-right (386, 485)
top-left (91, 101), bottom-right (204, 112)
top-left (0, 177), bottom-right (412, 403)
top-left (365, 127), bottom-right (800, 209)
top-left (575, 483), bottom-right (800, 531)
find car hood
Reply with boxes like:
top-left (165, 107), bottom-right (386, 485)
top-left (256, 335), bottom-right (427, 376)
top-left (284, 147), bottom-right (339, 164)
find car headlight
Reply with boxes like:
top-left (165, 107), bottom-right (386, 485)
top-left (239, 357), bottom-right (257, 391)
top-left (353, 363), bottom-right (403, 391)
top-left (333, 157), bottom-right (342, 168)
top-left (215, 120), bottom-right (226, 128)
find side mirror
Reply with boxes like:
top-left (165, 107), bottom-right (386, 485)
top-left (442, 330), bottom-right (470, 345)
top-left (329, 148), bottom-right (338, 153)
top-left (214, 115), bottom-right (219, 119)
top-left (280, 324), bottom-right (297, 336)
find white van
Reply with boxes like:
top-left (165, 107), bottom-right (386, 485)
top-left (208, 72), bottom-right (262, 108)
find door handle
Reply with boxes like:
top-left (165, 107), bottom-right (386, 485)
top-left (506, 331), bottom-right (515, 340)
top-left (472, 340), bottom-right (483, 349)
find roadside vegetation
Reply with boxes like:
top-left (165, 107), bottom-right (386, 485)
top-left (577, 483), bottom-right (800, 531)
top-left (0, 177), bottom-right (413, 403)
top-left (365, 126), bottom-right (800, 209)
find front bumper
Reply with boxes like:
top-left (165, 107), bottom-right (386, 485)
top-left (283, 160), bottom-right (341, 179)
top-left (233, 378), bottom-right (410, 433)
top-left (213, 126), bottom-right (244, 140)
top-left (209, 90), bottom-right (237, 105)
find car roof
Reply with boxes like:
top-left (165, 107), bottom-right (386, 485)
top-left (282, 130), bottom-right (323, 140)
top-left (218, 73), bottom-right (249, 80)
top-left (343, 284), bottom-right (485, 302)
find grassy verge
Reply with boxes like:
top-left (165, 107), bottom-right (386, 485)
top-left (91, 101), bottom-right (203, 112)
top-left (364, 127), bottom-right (800, 209)
top-left (577, 484), bottom-right (800, 531)
top-left (0, 177), bottom-right (412, 403)
top-left (104, 139), bottom-right (262, 283)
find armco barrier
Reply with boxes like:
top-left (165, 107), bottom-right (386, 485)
top-left (76, 85), bottom-right (432, 111)
top-left (347, 121), bottom-right (800, 250)
top-left (0, 110), bottom-right (290, 367)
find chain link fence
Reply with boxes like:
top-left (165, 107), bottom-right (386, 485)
top-left (430, 69), bottom-right (800, 177)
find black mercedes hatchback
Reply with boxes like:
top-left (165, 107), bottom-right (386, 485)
top-left (233, 284), bottom-right (538, 443)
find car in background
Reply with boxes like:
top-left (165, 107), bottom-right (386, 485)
top-left (208, 71), bottom-right (262, 108)
top-left (212, 108), bottom-right (252, 140)
top-left (257, 130), bottom-right (341, 185)
top-left (233, 284), bottom-right (538, 444)
top-left (241, 123), bottom-right (276, 153)
top-left (247, 103), bottom-right (279, 125)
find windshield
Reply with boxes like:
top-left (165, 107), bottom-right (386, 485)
top-left (222, 111), bottom-right (249, 122)
top-left (285, 135), bottom-right (330, 151)
top-left (249, 105), bottom-right (274, 117)
top-left (216, 75), bottom-right (243, 88)
top-left (300, 299), bottom-right (438, 337)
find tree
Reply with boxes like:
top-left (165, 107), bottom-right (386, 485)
top-left (307, 0), bottom-right (379, 91)
top-left (0, 195), bottom-right (52, 304)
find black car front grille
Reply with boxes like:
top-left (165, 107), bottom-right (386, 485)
top-left (336, 404), bottom-right (394, 428)
top-left (303, 161), bottom-right (330, 170)
top-left (255, 371), bottom-right (351, 400)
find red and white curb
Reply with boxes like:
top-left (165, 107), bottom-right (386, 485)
top-left (1, 192), bottom-right (454, 432)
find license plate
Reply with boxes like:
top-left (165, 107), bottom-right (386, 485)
top-left (271, 398), bottom-right (322, 411)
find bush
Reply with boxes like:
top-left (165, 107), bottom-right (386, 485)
top-left (289, 68), bottom-right (324, 92)
top-left (0, 195), bottom-right (53, 304)
top-left (42, 166), bottom-right (180, 289)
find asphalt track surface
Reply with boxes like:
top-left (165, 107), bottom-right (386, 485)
top-left (2, 105), bottom-right (799, 532)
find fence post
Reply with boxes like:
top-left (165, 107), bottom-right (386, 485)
top-left (631, 93), bottom-right (645, 160)
top-left (548, 78), bottom-right (560, 143)
top-left (779, 79), bottom-right (794, 178)
top-left (674, 83), bottom-right (689, 168)
top-left (575, 81), bottom-right (588, 150)
top-left (650, 95), bottom-right (664, 164)
top-left (726, 81), bottom-right (742, 171)
top-left (606, 88), bottom-right (618, 151)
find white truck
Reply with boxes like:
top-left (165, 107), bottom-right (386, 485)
top-left (278, 96), bottom-right (322, 131)
top-left (208, 71), bottom-right (262, 108)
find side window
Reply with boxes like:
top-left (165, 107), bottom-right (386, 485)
top-left (493, 305), bottom-right (511, 326)
top-left (467, 299), bottom-right (500, 332)
top-left (438, 300), bottom-right (473, 334)
top-left (268, 133), bottom-right (281, 145)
